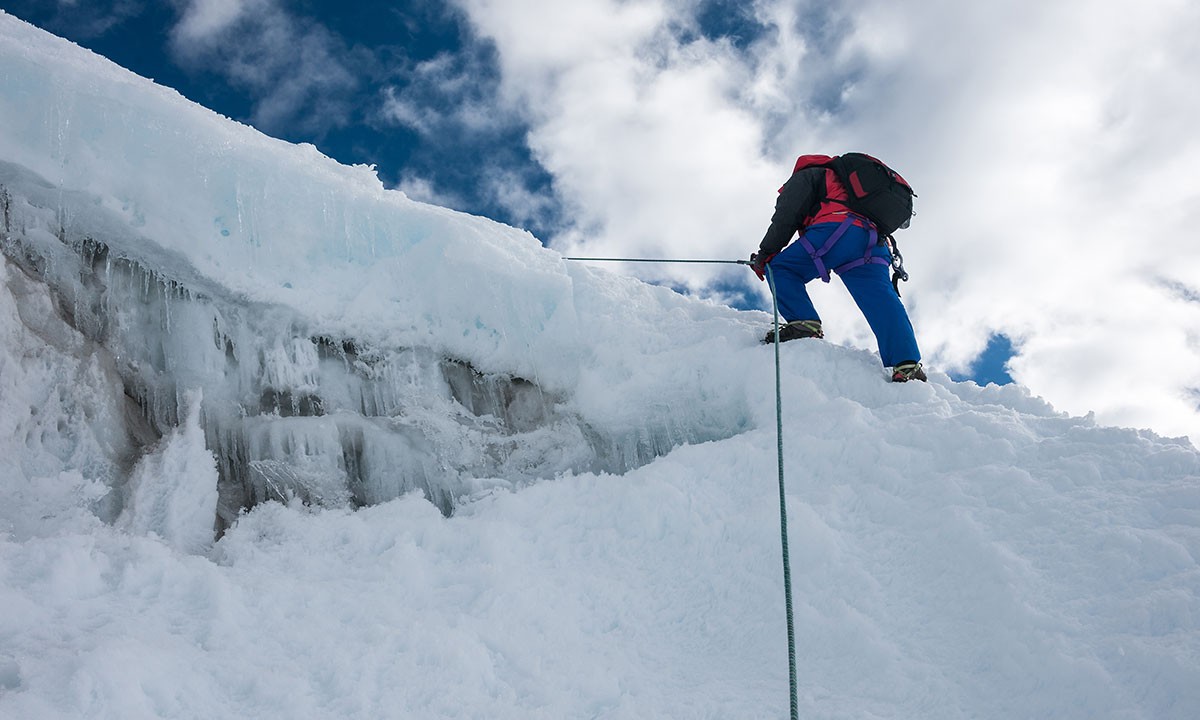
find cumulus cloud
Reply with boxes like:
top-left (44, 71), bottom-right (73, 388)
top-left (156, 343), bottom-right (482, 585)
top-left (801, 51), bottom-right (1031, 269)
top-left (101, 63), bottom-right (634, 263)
top-left (167, 0), bottom-right (361, 136)
top-left (451, 0), bottom-right (1200, 443)
top-left (830, 0), bottom-right (1200, 440)
top-left (394, 173), bottom-right (463, 209)
top-left (379, 49), bottom-right (513, 137)
top-left (452, 0), bottom-right (787, 285)
top-left (172, 0), bottom-right (243, 42)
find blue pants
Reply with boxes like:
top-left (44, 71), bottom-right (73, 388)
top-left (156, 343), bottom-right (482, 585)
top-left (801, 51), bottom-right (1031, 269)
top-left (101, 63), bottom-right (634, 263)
top-left (767, 222), bottom-right (921, 367)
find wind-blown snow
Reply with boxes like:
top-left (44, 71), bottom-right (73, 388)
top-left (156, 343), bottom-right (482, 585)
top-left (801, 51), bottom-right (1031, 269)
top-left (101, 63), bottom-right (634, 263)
top-left (1, 11), bottom-right (1198, 720)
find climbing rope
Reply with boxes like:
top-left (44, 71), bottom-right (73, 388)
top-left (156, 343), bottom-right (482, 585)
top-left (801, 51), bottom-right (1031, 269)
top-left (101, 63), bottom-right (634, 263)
top-left (765, 264), bottom-right (798, 720)
top-left (566, 255), bottom-right (799, 720)
top-left (564, 257), bottom-right (749, 265)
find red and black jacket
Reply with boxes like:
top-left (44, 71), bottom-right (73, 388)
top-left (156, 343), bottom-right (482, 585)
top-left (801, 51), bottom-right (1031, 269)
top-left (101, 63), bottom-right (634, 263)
top-left (757, 154), bottom-right (870, 258)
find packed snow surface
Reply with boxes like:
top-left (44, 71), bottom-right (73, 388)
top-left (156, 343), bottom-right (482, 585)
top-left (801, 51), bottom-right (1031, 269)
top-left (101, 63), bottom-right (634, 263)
top-left (1, 11), bottom-right (1199, 720)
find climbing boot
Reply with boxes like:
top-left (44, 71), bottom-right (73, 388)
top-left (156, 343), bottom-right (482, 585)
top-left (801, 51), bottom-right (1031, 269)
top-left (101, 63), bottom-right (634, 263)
top-left (891, 361), bottom-right (927, 383)
top-left (763, 320), bottom-right (823, 344)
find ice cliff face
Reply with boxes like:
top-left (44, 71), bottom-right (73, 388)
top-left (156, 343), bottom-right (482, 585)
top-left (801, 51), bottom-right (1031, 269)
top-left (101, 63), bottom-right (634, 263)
top-left (0, 13), bottom-right (757, 532)
top-left (1, 162), bottom-right (750, 531)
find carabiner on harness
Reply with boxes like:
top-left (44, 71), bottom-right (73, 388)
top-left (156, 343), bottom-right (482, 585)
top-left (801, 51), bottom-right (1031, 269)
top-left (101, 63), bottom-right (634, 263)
top-left (886, 235), bottom-right (909, 296)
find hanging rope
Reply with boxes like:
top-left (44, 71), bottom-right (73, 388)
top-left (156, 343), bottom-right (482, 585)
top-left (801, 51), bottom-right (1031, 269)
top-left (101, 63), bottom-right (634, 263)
top-left (564, 257), bottom-right (750, 265)
top-left (565, 255), bottom-right (799, 720)
top-left (765, 264), bottom-right (799, 720)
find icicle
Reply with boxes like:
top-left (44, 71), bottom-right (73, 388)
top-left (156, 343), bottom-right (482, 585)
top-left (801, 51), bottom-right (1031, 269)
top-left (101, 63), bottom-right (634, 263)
top-left (162, 277), bottom-right (172, 335)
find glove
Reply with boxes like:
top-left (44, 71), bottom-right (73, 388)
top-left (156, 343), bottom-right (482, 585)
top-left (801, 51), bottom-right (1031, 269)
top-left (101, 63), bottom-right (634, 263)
top-left (749, 252), bottom-right (776, 281)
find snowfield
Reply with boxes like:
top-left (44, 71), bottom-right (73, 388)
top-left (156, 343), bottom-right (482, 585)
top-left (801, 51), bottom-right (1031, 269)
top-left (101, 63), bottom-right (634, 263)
top-left (1, 11), bottom-right (1198, 720)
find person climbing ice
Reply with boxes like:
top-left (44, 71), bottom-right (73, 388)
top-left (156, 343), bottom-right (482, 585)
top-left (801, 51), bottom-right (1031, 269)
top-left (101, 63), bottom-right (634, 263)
top-left (749, 153), bottom-right (927, 383)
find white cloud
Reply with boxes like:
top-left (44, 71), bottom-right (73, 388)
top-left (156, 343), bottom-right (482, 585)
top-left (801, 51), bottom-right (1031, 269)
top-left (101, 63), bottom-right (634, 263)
top-left (172, 0), bottom-right (244, 43)
top-left (833, 0), bottom-right (1200, 441)
top-left (168, 0), bottom-right (358, 135)
top-left (452, 0), bottom-right (1200, 443)
top-left (380, 86), bottom-right (435, 135)
top-left (395, 174), bottom-right (464, 210)
top-left (453, 0), bottom-right (787, 283)
top-left (379, 53), bottom-right (513, 137)
top-left (479, 166), bottom-right (559, 229)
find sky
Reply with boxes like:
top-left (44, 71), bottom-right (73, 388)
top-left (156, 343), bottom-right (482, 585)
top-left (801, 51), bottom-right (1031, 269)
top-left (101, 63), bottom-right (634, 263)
top-left (2, 0), bottom-right (1199, 443)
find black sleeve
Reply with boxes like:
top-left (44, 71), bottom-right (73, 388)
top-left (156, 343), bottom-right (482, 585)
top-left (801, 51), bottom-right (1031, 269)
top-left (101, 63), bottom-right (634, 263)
top-left (757, 167), bottom-right (824, 257)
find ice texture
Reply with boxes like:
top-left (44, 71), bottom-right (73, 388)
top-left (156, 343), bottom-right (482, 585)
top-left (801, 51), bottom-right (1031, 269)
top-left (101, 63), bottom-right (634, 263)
top-left (0, 15), bottom-right (755, 526)
top-left (1, 160), bottom-right (753, 526)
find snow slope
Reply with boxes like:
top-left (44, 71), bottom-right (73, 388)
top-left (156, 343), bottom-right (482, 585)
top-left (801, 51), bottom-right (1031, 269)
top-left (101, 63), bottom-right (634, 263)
top-left (2, 12), bottom-right (1199, 720)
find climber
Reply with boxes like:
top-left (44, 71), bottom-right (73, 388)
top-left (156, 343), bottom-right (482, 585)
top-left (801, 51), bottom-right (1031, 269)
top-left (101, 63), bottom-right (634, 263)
top-left (750, 153), bottom-right (926, 382)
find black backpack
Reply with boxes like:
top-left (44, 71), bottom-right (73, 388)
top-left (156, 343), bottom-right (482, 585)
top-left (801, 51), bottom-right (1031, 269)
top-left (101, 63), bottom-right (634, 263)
top-left (824, 153), bottom-right (915, 236)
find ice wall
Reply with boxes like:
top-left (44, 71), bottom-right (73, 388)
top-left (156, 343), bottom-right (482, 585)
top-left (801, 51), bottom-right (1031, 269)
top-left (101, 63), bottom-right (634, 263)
top-left (0, 11), bottom-right (579, 388)
top-left (0, 12), bottom-right (757, 530)
top-left (1, 163), bottom-right (743, 526)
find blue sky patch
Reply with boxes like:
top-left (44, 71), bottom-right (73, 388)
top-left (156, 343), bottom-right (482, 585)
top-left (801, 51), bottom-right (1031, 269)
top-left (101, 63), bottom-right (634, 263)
top-left (952, 333), bottom-right (1015, 386)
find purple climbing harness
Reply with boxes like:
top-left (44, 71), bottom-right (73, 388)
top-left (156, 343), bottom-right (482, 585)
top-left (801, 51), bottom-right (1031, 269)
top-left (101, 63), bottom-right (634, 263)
top-left (796, 215), bottom-right (889, 283)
